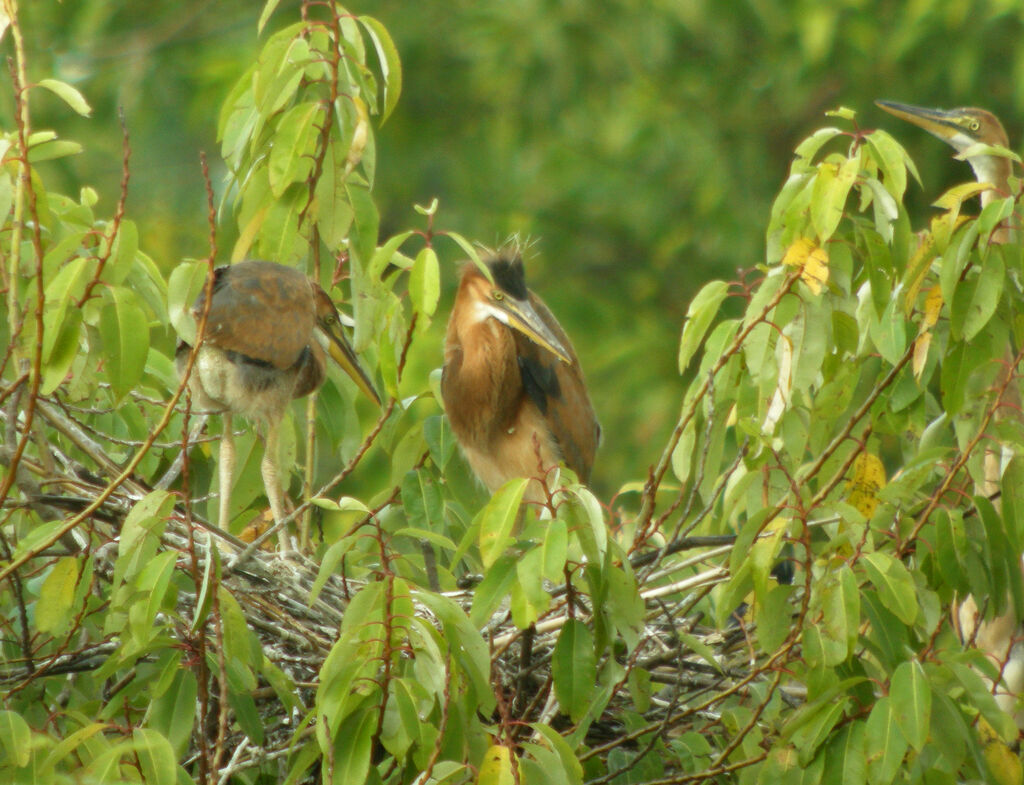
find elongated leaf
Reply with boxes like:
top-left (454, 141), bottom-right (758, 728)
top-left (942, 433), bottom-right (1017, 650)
top-left (890, 660), bottom-right (931, 751)
top-left (478, 745), bottom-right (517, 785)
top-left (861, 551), bottom-right (918, 625)
top-left (99, 286), bottom-right (149, 401)
top-left (678, 280), bottom-right (729, 373)
top-left (268, 101), bottom-right (320, 197)
top-left (132, 728), bottom-right (178, 785)
top-left (864, 697), bottom-right (907, 785)
top-left (0, 710), bottom-right (31, 767)
top-left (37, 78), bottom-right (92, 116)
top-left (35, 557), bottom-right (79, 636)
top-left (478, 478), bottom-right (528, 568)
top-left (359, 15), bottom-right (403, 122)
top-left (952, 252), bottom-right (1003, 341)
top-left (823, 721), bottom-right (867, 785)
top-left (469, 553), bottom-right (518, 629)
top-left (409, 246), bottom-right (440, 316)
top-left (552, 620), bottom-right (596, 723)
top-left (330, 710), bottom-right (375, 785)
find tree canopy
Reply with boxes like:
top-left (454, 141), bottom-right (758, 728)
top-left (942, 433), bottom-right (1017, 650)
top-left (3, 1), bottom-right (1024, 784)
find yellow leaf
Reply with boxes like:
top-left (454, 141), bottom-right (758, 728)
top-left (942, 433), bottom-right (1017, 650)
top-left (845, 452), bottom-right (886, 519)
top-left (782, 238), bottom-right (829, 295)
top-left (932, 181), bottom-right (992, 210)
top-left (36, 557), bottom-right (79, 635)
top-left (477, 745), bottom-right (516, 785)
top-left (979, 716), bottom-right (1024, 785)
top-left (912, 332), bottom-right (931, 380)
top-left (923, 285), bottom-right (943, 328)
top-left (782, 237), bottom-right (816, 267)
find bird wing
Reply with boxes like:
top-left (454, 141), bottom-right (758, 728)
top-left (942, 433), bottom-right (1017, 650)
top-left (514, 293), bottom-right (600, 483)
top-left (195, 262), bottom-right (315, 370)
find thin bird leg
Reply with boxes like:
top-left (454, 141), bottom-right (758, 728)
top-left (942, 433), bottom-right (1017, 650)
top-left (260, 419), bottom-right (294, 552)
top-left (218, 412), bottom-right (236, 530)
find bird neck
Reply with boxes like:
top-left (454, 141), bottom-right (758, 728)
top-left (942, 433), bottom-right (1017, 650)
top-left (970, 154), bottom-right (1015, 244)
top-left (292, 343), bottom-right (326, 399)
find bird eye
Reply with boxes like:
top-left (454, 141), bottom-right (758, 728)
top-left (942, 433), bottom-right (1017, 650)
top-left (492, 290), bottom-right (504, 301)
top-left (969, 120), bottom-right (980, 131)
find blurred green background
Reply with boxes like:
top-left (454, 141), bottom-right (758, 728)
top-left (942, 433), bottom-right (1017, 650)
top-left (13, 0), bottom-right (1024, 499)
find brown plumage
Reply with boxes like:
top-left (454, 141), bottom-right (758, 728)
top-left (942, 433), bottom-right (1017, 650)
top-left (177, 260), bottom-right (379, 549)
top-left (442, 252), bottom-right (599, 500)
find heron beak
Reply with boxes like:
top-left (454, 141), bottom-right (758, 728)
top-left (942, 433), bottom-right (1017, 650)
top-left (875, 100), bottom-right (965, 147)
top-left (321, 322), bottom-right (382, 405)
top-left (498, 299), bottom-right (573, 365)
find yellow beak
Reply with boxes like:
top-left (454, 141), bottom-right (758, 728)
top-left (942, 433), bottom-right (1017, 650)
top-left (322, 322), bottom-right (382, 405)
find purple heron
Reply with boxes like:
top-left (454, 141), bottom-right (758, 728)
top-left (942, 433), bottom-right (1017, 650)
top-left (441, 251), bottom-right (599, 502)
top-left (878, 99), bottom-right (1023, 724)
top-left (177, 260), bottom-right (380, 549)
top-left (875, 100), bottom-right (1013, 239)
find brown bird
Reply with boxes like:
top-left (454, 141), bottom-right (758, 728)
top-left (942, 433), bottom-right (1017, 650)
top-left (441, 251), bottom-right (599, 502)
top-left (177, 260), bottom-right (380, 549)
top-left (878, 99), bottom-right (1023, 725)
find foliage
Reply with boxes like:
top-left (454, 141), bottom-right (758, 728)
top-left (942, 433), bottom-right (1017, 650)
top-left (2, 2), bottom-right (1024, 785)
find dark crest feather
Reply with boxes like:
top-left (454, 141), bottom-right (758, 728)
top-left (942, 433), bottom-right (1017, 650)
top-left (486, 253), bottom-right (529, 300)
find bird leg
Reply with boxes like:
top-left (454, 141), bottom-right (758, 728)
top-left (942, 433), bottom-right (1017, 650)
top-left (261, 419), bottom-right (296, 553)
top-left (218, 412), bottom-right (236, 531)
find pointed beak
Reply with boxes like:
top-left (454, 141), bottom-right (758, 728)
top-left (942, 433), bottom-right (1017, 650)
top-left (321, 321), bottom-right (382, 406)
top-left (496, 298), bottom-right (572, 365)
top-left (875, 100), bottom-right (963, 147)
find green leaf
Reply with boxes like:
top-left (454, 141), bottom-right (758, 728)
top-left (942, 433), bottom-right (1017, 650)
top-left (823, 721), bottom-right (867, 785)
top-left (423, 415), bottom-right (456, 471)
top-left (37, 78), bottom-right (92, 116)
top-left (148, 668), bottom-right (197, 757)
top-left (478, 478), bottom-right (528, 568)
top-left (368, 230), bottom-right (415, 279)
top-left (861, 551), bottom-right (918, 625)
top-left (864, 128), bottom-right (917, 201)
top-left (99, 285), bottom-right (149, 401)
top-left (890, 660), bottom-right (931, 751)
top-left (257, 0), bottom-right (283, 33)
top-left (0, 711), bottom-right (32, 767)
top-left (329, 706), bottom-right (376, 785)
top-left (35, 556), bottom-right (80, 636)
top-left (409, 246), bottom-right (441, 316)
top-left (811, 154), bottom-right (859, 242)
top-left (268, 101), bottom-right (320, 197)
top-left (27, 138), bottom-right (83, 162)
top-left (552, 619), bottom-right (597, 723)
top-left (414, 590), bottom-right (494, 710)
top-left (358, 15), bottom-right (403, 122)
top-left (821, 564), bottom-right (859, 662)
top-left (469, 553), bottom-right (518, 629)
top-left (132, 728), bottom-right (178, 785)
top-left (788, 698), bottom-right (848, 766)
top-left (678, 280), bottom-right (730, 373)
top-left (951, 252), bottom-right (1003, 341)
top-left (400, 469), bottom-right (443, 531)
top-left (864, 697), bottom-right (907, 785)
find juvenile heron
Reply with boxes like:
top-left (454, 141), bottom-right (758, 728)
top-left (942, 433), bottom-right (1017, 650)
top-left (441, 251), bottom-right (599, 502)
top-left (177, 260), bottom-right (380, 549)
top-left (878, 99), bottom-right (1023, 724)
top-left (875, 100), bottom-right (1014, 240)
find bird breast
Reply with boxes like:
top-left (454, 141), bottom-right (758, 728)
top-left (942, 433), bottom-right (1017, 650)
top-left (190, 344), bottom-right (301, 424)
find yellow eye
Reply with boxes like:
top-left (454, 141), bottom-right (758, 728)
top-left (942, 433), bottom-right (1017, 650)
top-left (969, 120), bottom-right (980, 131)
top-left (493, 290), bottom-right (504, 301)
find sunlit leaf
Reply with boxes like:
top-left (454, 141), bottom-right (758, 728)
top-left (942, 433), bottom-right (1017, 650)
top-left (37, 78), bottom-right (92, 116)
